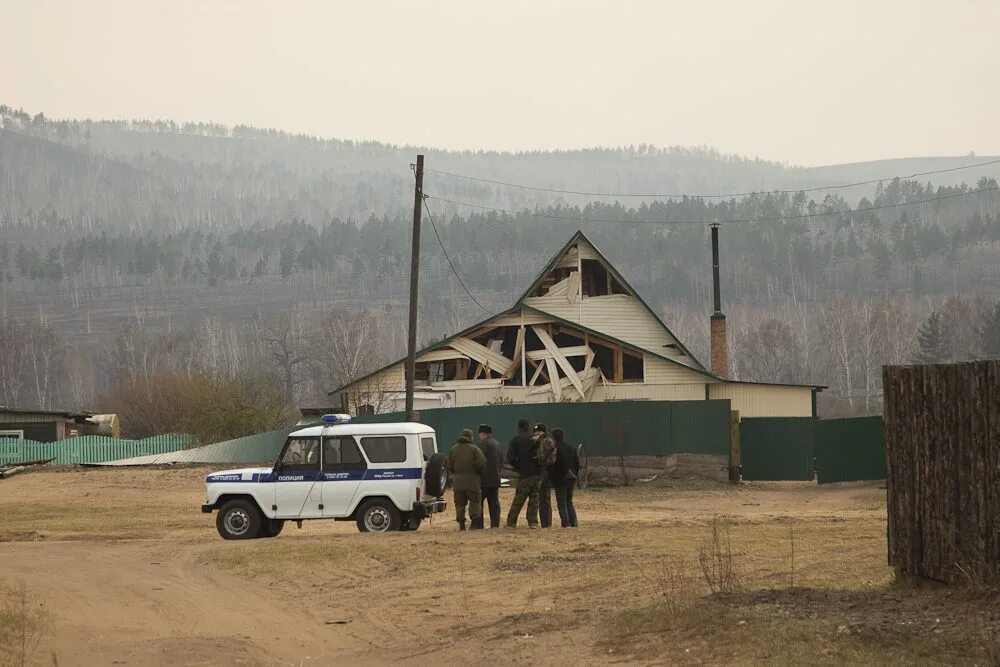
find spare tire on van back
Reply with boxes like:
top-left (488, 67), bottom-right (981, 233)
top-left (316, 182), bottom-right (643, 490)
top-left (424, 453), bottom-right (449, 497)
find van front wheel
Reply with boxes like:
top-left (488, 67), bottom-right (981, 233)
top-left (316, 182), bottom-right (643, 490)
top-left (216, 499), bottom-right (262, 540)
top-left (356, 500), bottom-right (401, 533)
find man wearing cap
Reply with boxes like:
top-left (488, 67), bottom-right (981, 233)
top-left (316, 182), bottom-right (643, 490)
top-left (505, 419), bottom-right (547, 528)
top-left (476, 424), bottom-right (502, 529)
top-left (448, 429), bottom-right (486, 531)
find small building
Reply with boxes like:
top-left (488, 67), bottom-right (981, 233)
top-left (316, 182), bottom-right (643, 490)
top-left (329, 230), bottom-right (822, 417)
top-left (0, 407), bottom-right (112, 442)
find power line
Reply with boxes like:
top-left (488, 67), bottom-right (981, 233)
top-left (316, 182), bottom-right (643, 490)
top-left (424, 157), bottom-right (1000, 200)
top-left (421, 196), bottom-right (492, 314)
top-left (425, 185), bottom-right (999, 227)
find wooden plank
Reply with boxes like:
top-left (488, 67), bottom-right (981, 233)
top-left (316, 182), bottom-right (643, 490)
top-left (428, 378), bottom-right (502, 389)
top-left (565, 271), bottom-right (581, 303)
top-left (546, 276), bottom-right (572, 297)
top-left (416, 349), bottom-right (469, 363)
top-left (532, 326), bottom-right (585, 398)
top-left (526, 345), bottom-right (591, 362)
top-left (545, 358), bottom-right (562, 400)
top-left (528, 367), bottom-right (600, 398)
top-left (614, 344), bottom-right (624, 383)
top-left (492, 312), bottom-right (553, 326)
top-left (504, 327), bottom-right (526, 378)
top-left (449, 337), bottom-right (512, 373)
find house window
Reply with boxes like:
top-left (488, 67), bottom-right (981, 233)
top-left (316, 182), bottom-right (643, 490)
top-left (0, 430), bottom-right (24, 439)
top-left (581, 259), bottom-right (627, 297)
top-left (622, 350), bottom-right (645, 382)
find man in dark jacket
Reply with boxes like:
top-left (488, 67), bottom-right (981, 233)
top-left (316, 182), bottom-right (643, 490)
top-left (550, 427), bottom-right (580, 527)
top-left (505, 418), bottom-right (543, 528)
top-left (476, 424), bottom-right (502, 529)
top-left (448, 429), bottom-right (486, 531)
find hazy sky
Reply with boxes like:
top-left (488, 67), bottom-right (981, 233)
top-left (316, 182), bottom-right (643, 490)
top-left (2, 0), bottom-right (997, 166)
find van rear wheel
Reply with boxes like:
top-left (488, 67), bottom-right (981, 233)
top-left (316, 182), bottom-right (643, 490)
top-left (356, 499), bottom-right (401, 533)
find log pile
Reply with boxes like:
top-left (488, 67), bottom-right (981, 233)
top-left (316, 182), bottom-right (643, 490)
top-left (883, 362), bottom-right (1000, 585)
top-left (0, 457), bottom-right (54, 480)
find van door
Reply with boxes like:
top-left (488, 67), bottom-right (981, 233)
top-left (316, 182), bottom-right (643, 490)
top-left (320, 436), bottom-right (367, 517)
top-left (274, 436), bottom-right (323, 519)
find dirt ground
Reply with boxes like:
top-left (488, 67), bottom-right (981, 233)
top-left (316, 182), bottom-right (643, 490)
top-left (0, 467), bottom-right (997, 666)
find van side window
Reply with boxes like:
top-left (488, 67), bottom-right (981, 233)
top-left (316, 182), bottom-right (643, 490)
top-left (323, 437), bottom-right (365, 469)
top-left (280, 437), bottom-right (320, 470)
top-left (420, 437), bottom-right (436, 461)
top-left (359, 436), bottom-right (407, 463)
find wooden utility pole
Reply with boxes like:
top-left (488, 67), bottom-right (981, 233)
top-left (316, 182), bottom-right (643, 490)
top-left (404, 155), bottom-right (424, 421)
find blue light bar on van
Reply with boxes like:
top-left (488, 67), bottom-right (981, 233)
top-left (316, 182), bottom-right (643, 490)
top-left (320, 413), bottom-right (353, 424)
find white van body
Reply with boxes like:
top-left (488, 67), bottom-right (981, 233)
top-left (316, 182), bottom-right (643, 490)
top-left (202, 422), bottom-right (448, 538)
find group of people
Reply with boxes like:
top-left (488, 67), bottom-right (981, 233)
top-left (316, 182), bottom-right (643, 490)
top-left (447, 419), bottom-right (580, 530)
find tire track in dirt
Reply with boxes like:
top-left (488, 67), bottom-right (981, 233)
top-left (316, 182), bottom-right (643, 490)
top-left (0, 540), bottom-right (365, 665)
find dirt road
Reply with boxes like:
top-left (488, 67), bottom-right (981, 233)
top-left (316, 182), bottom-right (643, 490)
top-left (0, 468), bottom-right (995, 665)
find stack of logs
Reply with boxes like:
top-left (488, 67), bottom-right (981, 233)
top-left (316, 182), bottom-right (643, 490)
top-left (883, 361), bottom-right (1000, 585)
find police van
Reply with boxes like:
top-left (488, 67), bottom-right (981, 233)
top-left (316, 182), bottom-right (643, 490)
top-left (201, 416), bottom-right (449, 539)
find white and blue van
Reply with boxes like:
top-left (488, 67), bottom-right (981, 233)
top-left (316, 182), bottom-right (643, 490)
top-left (201, 416), bottom-right (449, 539)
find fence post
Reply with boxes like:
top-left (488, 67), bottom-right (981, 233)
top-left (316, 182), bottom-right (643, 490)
top-left (729, 410), bottom-right (741, 484)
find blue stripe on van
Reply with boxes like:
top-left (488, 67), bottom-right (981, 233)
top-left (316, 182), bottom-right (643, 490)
top-left (207, 468), bottom-right (422, 484)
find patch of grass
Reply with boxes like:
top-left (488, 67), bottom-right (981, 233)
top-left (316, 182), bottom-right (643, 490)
top-left (0, 502), bottom-right (191, 538)
top-left (604, 595), bottom-right (1000, 665)
top-left (0, 583), bottom-right (52, 667)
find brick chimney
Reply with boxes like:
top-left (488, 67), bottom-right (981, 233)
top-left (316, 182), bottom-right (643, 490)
top-left (710, 224), bottom-right (728, 379)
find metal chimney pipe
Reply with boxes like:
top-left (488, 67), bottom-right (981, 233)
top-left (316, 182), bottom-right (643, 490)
top-left (711, 223), bottom-right (722, 314)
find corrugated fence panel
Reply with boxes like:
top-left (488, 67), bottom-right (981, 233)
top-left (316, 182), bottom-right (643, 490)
top-left (740, 417), bottom-right (815, 481)
top-left (99, 427), bottom-right (297, 466)
top-left (815, 416), bottom-right (886, 484)
top-left (356, 400), bottom-right (732, 457)
top-left (0, 434), bottom-right (192, 465)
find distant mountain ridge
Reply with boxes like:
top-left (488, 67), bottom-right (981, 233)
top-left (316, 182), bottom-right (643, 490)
top-left (2, 105), bottom-right (999, 235)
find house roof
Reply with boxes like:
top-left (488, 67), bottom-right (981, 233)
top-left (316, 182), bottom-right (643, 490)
top-left (327, 307), bottom-right (518, 395)
top-left (328, 230), bottom-right (825, 395)
top-left (517, 230), bottom-right (708, 371)
top-left (0, 407), bottom-right (94, 420)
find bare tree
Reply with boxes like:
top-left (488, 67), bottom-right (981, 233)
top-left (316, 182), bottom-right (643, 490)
top-left (0, 321), bottom-right (27, 407)
top-left (818, 300), bottom-right (861, 410)
top-left (256, 311), bottom-right (311, 402)
top-left (23, 325), bottom-right (58, 410)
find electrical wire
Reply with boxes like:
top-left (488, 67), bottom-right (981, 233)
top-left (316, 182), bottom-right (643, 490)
top-left (424, 185), bottom-right (999, 226)
top-left (421, 195), bottom-right (493, 314)
top-left (424, 157), bottom-right (1000, 200)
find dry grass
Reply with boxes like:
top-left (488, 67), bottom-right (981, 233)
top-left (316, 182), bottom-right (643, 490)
top-left (0, 583), bottom-right (52, 667)
top-left (3, 469), bottom-right (999, 665)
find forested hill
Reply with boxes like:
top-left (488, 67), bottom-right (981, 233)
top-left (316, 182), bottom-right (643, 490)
top-left (4, 104), bottom-right (1000, 419)
top-left (5, 104), bottom-right (1000, 237)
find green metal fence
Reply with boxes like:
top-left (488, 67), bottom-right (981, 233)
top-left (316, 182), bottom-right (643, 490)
top-left (357, 400), bottom-right (732, 457)
top-left (740, 417), bottom-right (815, 481)
top-left (814, 416), bottom-right (885, 484)
top-left (0, 434), bottom-right (192, 465)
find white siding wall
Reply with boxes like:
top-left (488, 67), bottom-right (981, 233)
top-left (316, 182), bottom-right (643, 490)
top-left (708, 383), bottom-right (813, 417)
top-left (594, 383), bottom-right (706, 401)
top-left (452, 387), bottom-right (552, 407)
top-left (522, 294), bottom-right (697, 367)
top-left (644, 354), bottom-right (710, 384)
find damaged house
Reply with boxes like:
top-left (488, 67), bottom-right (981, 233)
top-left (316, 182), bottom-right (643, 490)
top-left (329, 230), bottom-right (820, 417)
